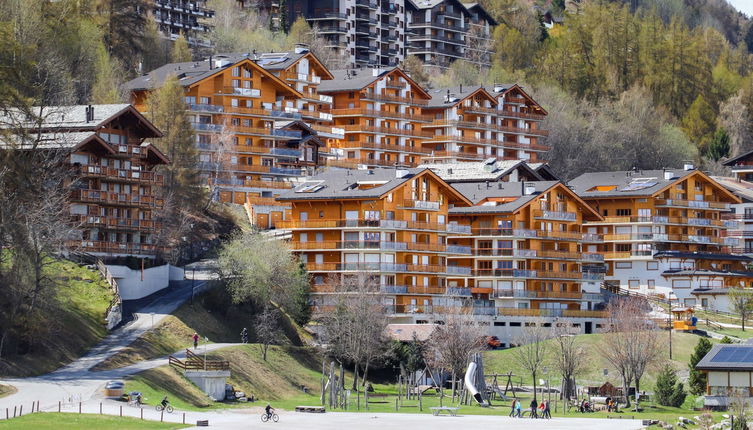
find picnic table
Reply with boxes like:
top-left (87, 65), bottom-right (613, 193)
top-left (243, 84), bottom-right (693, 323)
top-left (430, 406), bottom-right (459, 416)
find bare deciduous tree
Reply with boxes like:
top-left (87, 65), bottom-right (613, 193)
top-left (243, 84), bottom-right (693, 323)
top-left (254, 304), bottom-right (280, 361)
top-left (424, 303), bottom-right (484, 401)
top-left (512, 318), bottom-right (551, 403)
top-left (597, 297), bottom-right (664, 409)
top-left (318, 273), bottom-right (388, 390)
top-left (552, 321), bottom-right (589, 400)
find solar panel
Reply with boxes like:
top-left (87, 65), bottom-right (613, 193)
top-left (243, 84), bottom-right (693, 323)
top-left (620, 181), bottom-right (658, 192)
top-left (710, 346), bottom-right (753, 363)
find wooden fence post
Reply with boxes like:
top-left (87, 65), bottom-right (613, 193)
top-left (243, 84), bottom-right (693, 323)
top-left (58, 401), bottom-right (61, 412)
top-left (140, 408), bottom-right (143, 420)
top-left (18, 405), bottom-right (22, 416)
top-left (182, 412), bottom-right (186, 424)
top-left (6, 407), bottom-right (8, 419)
top-left (78, 402), bottom-right (81, 414)
top-left (161, 410), bottom-right (164, 422)
top-left (12, 406), bottom-right (16, 418)
top-left (99, 403), bottom-right (102, 414)
top-left (30, 402), bottom-right (34, 413)
top-left (119, 405), bottom-right (122, 417)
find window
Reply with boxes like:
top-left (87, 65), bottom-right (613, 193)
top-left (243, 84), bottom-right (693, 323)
top-left (199, 96), bottom-right (210, 104)
top-left (616, 209), bottom-right (632, 216)
top-left (509, 322), bottom-right (522, 327)
top-left (231, 98), bottom-right (239, 107)
top-left (493, 322), bottom-right (506, 327)
top-left (615, 262), bottom-right (632, 269)
top-left (232, 66), bottom-right (240, 77)
top-left (647, 280), bottom-right (655, 289)
top-left (243, 68), bottom-right (252, 78)
top-left (647, 261), bottom-right (659, 270)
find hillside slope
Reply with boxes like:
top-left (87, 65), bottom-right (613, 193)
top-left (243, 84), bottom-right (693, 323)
top-left (0, 259), bottom-right (114, 377)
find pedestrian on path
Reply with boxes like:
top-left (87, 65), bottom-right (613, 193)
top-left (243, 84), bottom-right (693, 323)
top-left (514, 399), bottom-right (522, 417)
top-left (543, 400), bottom-right (551, 419)
top-left (529, 399), bottom-right (538, 418)
top-left (240, 327), bottom-right (248, 344)
top-left (509, 398), bottom-right (516, 417)
top-left (192, 332), bottom-right (199, 349)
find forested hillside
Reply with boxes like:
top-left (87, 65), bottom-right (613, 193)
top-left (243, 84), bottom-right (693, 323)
top-left (2, 0), bottom-right (752, 180)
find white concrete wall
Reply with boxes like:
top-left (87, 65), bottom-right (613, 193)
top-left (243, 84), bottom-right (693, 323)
top-left (185, 370), bottom-right (230, 401)
top-left (107, 264), bottom-right (185, 301)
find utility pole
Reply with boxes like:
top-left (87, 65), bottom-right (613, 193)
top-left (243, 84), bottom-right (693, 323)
top-left (668, 298), bottom-right (673, 360)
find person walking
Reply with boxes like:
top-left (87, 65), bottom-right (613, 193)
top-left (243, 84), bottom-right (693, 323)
top-left (529, 399), bottom-right (538, 418)
top-left (509, 398), bottom-right (516, 417)
top-left (192, 332), bottom-right (199, 349)
top-left (514, 399), bottom-right (522, 418)
top-left (543, 400), bottom-right (551, 419)
top-left (240, 327), bottom-right (248, 344)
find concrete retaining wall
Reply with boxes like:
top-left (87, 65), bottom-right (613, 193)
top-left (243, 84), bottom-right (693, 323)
top-left (184, 370), bottom-right (231, 401)
top-left (107, 264), bottom-right (185, 301)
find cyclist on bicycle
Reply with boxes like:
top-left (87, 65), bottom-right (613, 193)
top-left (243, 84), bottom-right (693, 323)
top-left (161, 396), bottom-right (169, 409)
top-left (265, 403), bottom-right (275, 419)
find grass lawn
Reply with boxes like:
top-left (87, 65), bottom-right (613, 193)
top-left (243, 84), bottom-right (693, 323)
top-left (0, 413), bottom-right (189, 430)
top-left (0, 259), bottom-right (114, 377)
top-left (482, 332), bottom-right (713, 389)
top-left (94, 286), bottom-right (308, 371)
top-left (124, 344), bottom-right (323, 411)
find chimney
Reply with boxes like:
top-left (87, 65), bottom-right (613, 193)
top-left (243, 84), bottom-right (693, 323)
top-left (85, 105), bottom-right (94, 123)
top-left (294, 43), bottom-right (309, 54)
top-left (664, 169), bottom-right (673, 181)
top-left (498, 183), bottom-right (503, 189)
top-left (460, 84), bottom-right (463, 92)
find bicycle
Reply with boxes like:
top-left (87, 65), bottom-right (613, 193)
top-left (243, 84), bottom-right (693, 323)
top-left (261, 412), bottom-right (279, 422)
top-left (156, 403), bottom-right (174, 413)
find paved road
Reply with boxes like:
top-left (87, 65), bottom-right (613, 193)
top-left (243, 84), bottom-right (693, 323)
top-left (0, 274), bottom-right (219, 413)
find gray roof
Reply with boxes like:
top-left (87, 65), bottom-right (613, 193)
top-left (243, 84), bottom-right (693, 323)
top-left (696, 344), bottom-right (753, 370)
top-left (276, 167), bottom-right (426, 200)
top-left (419, 159), bottom-right (545, 182)
top-left (318, 68), bottom-right (394, 93)
top-left (713, 176), bottom-right (753, 203)
top-left (448, 181), bottom-right (557, 214)
top-left (124, 51), bottom-right (308, 91)
top-left (691, 288), bottom-right (731, 295)
top-left (0, 104), bottom-right (135, 131)
top-left (568, 169), bottom-right (696, 198)
top-left (662, 269), bottom-right (753, 278)
top-left (654, 251), bottom-right (753, 262)
top-left (425, 85), bottom-right (489, 108)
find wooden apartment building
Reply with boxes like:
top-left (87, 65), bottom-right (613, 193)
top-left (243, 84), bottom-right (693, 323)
top-left (569, 166), bottom-right (749, 307)
top-left (5, 104), bottom-right (169, 258)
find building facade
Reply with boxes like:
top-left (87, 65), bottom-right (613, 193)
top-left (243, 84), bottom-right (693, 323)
top-left (569, 167), bottom-right (745, 307)
top-left (6, 104), bottom-right (169, 259)
top-left (319, 67), bottom-right (434, 168)
top-left (275, 166), bottom-right (609, 345)
top-left (153, 0), bottom-right (215, 47)
top-left (421, 85), bottom-right (549, 164)
top-left (125, 50), bottom-right (336, 223)
top-left (405, 0), bottom-right (496, 69)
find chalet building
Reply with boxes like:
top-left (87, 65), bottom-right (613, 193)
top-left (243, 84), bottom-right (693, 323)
top-left (274, 165), bottom-right (608, 344)
top-left (275, 167), bottom-right (476, 320)
top-left (125, 49), bottom-right (338, 221)
top-left (4, 104), bottom-right (169, 258)
top-left (568, 166), bottom-right (747, 307)
top-left (319, 67), bottom-right (434, 168)
top-left (405, 0), bottom-right (496, 69)
top-left (421, 84), bottom-right (549, 164)
top-left (152, 0), bottom-right (215, 47)
top-left (719, 151), bottom-right (753, 256)
top-left (695, 342), bottom-right (753, 408)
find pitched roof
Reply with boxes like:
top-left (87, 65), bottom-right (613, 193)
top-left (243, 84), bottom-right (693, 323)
top-left (568, 169), bottom-right (696, 198)
top-left (123, 54), bottom-right (300, 97)
top-left (419, 159), bottom-right (546, 182)
top-left (448, 181), bottom-right (557, 214)
top-left (318, 68), bottom-right (388, 93)
top-left (712, 176), bottom-right (753, 203)
top-left (723, 148), bottom-right (753, 166)
top-left (654, 251), bottom-right (753, 262)
top-left (425, 85), bottom-right (495, 108)
top-left (696, 344), bottom-right (753, 371)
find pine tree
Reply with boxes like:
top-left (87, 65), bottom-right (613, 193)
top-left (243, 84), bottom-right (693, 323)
top-left (706, 128), bottom-right (730, 161)
top-left (721, 336), bottom-right (734, 344)
top-left (688, 338), bottom-right (713, 395)
top-left (681, 95), bottom-right (717, 153)
top-left (655, 365), bottom-right (685, 407)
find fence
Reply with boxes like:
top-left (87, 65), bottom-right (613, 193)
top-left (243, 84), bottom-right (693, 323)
top-left (98, 260), bottom-right (122, 330)
top-left (169, 349), bottom-right (230, 371)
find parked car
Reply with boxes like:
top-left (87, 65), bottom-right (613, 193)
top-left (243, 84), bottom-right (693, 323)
top-left (486, 336), bottom-right (501, 349)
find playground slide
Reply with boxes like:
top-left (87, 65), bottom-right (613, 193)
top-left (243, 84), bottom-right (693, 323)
top-left (464, 362), bottom-right (486, 405)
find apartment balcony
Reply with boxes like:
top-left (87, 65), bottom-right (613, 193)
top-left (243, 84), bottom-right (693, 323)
top-left (408, 33), bottom-right (465, 45)
top-left (655, 198), bottom-right (730, 210)
top-left (293, 240), bottom-right (470, 254)
top-left (71, 189), bottom-right (163, 209)
top-left (72, 240), bottom-right (160, 256)
top-left (192, 123), bottom-right (224, 132)
top-left (319, 94), bottom-right (334, 104)
top-left (317, 24), bottom-right (347, 33)
top-left (73, 215), bottom-right (159, 232)
top-left (276, 218), bottom-right (472, 234)
top-left (409, 20), bottom-right (466, 32)
top-left (461, 105), bottom-right (497, 115)
top-left (497, 308), bottom-right (608, 318)
top-left (331, 108), bottom-right (433, 123)
top-left (591, 215), bottom-right (728, 228)
top-left (308, 12), bottom-right (347, 20)
top-left (468, 248), bottom-right (603, 262)
top-left (360, 92), bottom-right (429, 106)
top-left (77, 165), bottom-right (164, 184)
top-left (400, 199), bottom-right (440, 211)
top-left (603, 251), bottom-right (654, 260)
top-left (305, 262), bottom-right (470, 275)
top-left (471, 268), bottom-right (603, 281)
top-left (215, 87), bottom-right (261, 98)
top-left (355, 0), bottom-right (378, 9)
top-left (334, 141), bottom-right (433, 155)
top-left (533, 209), bottom-right (577, 222)
top-left (495, 290), bottom-right (584, 300)
top-left (603, 233), bottom-right (732, 245)
top-left (498, 109), bottom-right (547, 121)
top-left (342, 124), bottom-right (433, 138)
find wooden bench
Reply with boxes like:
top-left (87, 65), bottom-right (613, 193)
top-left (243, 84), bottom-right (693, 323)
top-left (430, 406), bottom-right (459, 416)
top-left (295, 405), bottom-right (326, 413)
